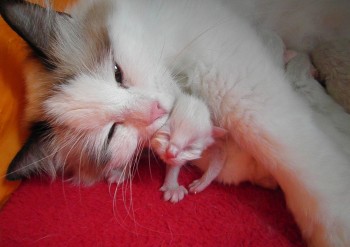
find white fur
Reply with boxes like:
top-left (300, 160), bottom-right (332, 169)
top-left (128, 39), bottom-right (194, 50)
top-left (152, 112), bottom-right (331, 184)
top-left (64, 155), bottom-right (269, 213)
top-left (151, 94), bottom-right (215, 166)
top-left (221, 0), bottom-right (350, 52)
top-left (107, 1), bottom-right (350, 246)
top-left (108, 1), bottom-right (350, 244)
top-left (9, 0), bottom-right (350, 245)
top-left (285, 53), bottom-right (350, 158)
top-left (151, 93), bottom-right (215, 202)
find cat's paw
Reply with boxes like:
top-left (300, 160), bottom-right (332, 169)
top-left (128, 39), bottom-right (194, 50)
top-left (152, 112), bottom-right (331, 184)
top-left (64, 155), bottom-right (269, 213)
top-left (160, 185), bottom-right (188, 203)
top-left (106, 169), bottom-right (127, 184)
top-left (256, 176), bottom-right (279, 190)
top-left (283, 49), bottom-right (298, 64)
top-left (188, 178), bottom-right (210, 194)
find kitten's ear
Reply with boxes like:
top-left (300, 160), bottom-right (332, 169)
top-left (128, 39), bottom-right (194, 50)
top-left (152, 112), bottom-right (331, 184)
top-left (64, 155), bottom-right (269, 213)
top-left (212, 126), bottom-right (227, 139)
top-left (0, 0), bottom-right (70, 67)
top-left (6, 122), bottom-right (54, 181)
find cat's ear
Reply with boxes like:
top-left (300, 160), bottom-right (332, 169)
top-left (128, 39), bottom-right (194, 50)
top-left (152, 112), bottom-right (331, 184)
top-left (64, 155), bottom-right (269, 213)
top-left (6, 122), bottom-right (54, 181)
top-left (212, 126), bottom-right (227, 139)
top-left (0, 0), bottom-right (70, 68)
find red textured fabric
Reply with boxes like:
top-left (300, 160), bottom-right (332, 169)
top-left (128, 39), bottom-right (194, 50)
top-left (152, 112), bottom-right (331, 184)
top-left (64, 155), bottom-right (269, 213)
top-left (0, 157), bottom-right (306, 247)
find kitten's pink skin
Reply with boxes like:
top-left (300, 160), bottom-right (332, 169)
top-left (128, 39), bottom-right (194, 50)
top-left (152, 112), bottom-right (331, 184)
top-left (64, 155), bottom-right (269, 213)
top-left (165, 144), bottom-right (179, 160)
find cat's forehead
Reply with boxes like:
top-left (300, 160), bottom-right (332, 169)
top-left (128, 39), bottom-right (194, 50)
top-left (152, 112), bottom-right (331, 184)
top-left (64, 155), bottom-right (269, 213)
top-left (51, 4), bottom-right (112, 79)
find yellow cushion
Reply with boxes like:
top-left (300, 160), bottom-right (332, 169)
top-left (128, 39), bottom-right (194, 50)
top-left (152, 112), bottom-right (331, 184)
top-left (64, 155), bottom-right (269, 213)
top-left (0, 0), bottom-right (76, 207)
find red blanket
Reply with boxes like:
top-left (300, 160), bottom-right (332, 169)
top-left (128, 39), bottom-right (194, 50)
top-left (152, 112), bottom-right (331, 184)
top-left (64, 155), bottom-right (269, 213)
top-left (0, 157), bottom-right (305, 247)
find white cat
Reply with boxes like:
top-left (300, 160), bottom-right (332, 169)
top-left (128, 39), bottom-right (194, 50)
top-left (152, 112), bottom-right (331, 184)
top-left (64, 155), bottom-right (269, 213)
top-left (2, 0), bottom-right (350, 246)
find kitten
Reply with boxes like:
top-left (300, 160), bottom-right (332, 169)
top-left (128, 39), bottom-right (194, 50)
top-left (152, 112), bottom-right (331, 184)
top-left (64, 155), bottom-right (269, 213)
top-left (151, 93), bottom-right (226, 203)
top-left (2, 0), bottom-right (350, 246)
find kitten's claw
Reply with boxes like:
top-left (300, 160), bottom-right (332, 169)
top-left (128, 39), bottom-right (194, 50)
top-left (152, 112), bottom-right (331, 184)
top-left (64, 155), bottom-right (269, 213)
top-left (189, 178), bottom-right (210, 194)
top-left (160, 185), bottom-right (188, 203)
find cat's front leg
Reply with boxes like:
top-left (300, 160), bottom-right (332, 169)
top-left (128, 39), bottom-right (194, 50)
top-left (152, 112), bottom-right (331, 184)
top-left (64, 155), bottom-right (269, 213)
top-left (189, 144), bottom-right (225, 194)
top-left (106, 168), bottom-right (128, 184)
top-left (285, 53), bottom-right (350, 139)
top-left (286, 53), bottom-right (344, 113)
top-left (160, 164), bottom-right (188, 203)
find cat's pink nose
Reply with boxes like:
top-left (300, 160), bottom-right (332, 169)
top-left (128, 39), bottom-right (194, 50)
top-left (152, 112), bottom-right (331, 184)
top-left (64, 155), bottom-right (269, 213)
top-left (150, 101), bottom-right (166, 122)
top-left (165, 145), bottom-right (178, 160)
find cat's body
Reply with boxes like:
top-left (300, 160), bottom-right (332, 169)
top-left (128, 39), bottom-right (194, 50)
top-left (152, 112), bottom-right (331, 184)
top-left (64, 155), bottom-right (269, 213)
top-left (2, 0), bottom-right (350, 246)
top-left (285, 53), bottom-right (350, 159)
top-left (189, 29), bottom-right (287, 191)
top-left (221, 0), bottom-right (350, 52)
top-left (148, 2), bottom-right (350, 246)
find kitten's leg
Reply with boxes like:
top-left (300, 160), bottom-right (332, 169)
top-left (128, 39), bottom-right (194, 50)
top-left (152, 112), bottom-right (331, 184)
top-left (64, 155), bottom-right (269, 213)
top-left (189, 144), bottom-right (225, 194)
top-left (160, 164), bottom-right (188, 203)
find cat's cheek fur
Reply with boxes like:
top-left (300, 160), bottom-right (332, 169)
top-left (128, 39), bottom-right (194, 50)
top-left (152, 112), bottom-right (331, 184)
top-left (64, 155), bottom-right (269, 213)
top-left (44, 75), bottom-right (168, 131)
top-left (105, 126), bottom-right (139, 174)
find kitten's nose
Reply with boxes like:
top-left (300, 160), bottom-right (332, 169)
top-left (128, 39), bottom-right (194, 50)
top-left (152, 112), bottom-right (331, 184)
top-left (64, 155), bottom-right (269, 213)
top-left (165, 144), bottom-right (179, 160)
top-left (150, 101), bottom-right (166, 122)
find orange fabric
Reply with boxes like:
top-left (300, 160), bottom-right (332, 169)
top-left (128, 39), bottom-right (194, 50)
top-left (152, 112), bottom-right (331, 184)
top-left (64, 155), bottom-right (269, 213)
top-left (0, 0), bottom-right (76, 207)
top-left (0, 18), bottom-right (27, 207)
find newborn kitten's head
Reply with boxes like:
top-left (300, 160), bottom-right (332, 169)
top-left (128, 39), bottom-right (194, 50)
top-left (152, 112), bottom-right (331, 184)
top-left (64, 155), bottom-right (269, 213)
top-left (1, 0), bottom-right (178, 184)
top-left (151, 94), bottom-right (226, 166)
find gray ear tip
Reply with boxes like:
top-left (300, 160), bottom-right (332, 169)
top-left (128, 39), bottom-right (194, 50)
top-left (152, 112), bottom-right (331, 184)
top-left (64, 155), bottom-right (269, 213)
top-left (0, 0), bottom-right (25, 9)
top-left (5, 161), bottom-right (27, 181)
top-left (5, 172), bottom-right (25, 181)
top-left (0, 0), bottom-right (24, 18)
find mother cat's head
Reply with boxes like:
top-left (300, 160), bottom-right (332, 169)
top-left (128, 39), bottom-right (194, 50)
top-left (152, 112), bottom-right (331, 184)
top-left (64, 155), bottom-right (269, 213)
top-left (1, 0), bottom-right (178, 185)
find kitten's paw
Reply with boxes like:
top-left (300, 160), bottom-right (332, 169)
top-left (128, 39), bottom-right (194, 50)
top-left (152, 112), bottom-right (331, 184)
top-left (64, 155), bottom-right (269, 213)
top-left (107, 169), bottom-right (127, 184)
top-left (188, 179), bottom-right (210, 194)
top-left (160, 185), bottom-right (188, 203)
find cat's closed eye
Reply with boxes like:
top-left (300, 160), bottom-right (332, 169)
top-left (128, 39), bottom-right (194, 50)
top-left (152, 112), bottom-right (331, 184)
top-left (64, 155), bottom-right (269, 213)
top-left (107, 123), bottom-right (117, 143)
